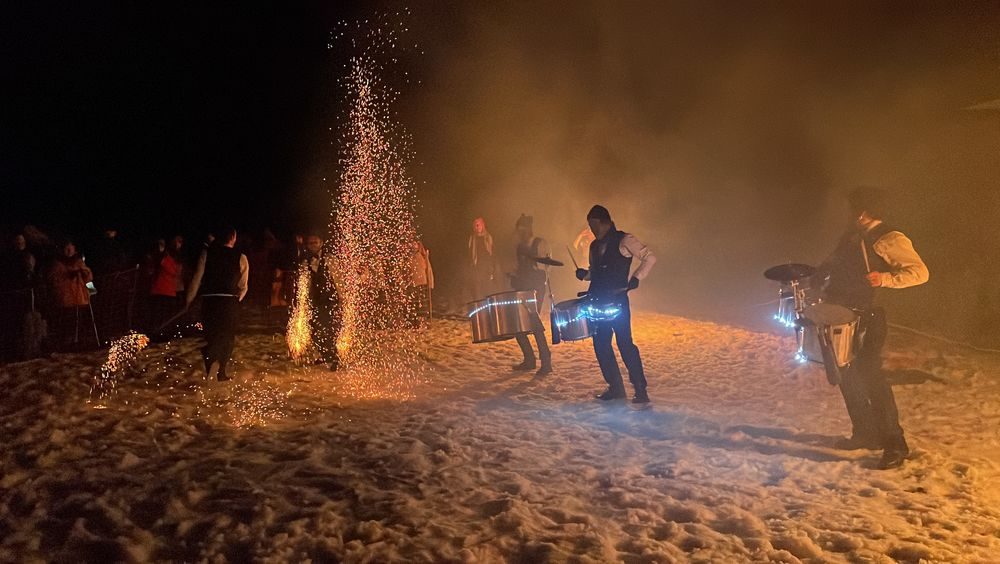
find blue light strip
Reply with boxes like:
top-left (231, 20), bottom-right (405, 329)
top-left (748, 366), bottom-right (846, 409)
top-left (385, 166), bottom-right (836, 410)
top-left (468, 298), bottom-right (538, 318)
top-left (555, 304), bottom-right (622, 327)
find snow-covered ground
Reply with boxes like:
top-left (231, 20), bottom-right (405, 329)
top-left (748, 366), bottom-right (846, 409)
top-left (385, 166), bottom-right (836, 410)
top-left (2, 311), bottom-right (999, 563)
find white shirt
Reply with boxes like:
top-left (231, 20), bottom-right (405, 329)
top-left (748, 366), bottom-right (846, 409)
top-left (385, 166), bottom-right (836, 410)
top-left (869, 227), bottom-right (929, 289)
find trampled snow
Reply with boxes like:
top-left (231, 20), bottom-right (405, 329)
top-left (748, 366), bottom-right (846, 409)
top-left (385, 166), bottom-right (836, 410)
top-left (2, 312), bottom-right (999, 562)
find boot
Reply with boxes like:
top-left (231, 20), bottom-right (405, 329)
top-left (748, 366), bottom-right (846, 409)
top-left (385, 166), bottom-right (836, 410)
top-left (216, 361), bottom-right (231, 382)
top-left (596, 387), bottom-right (627, 401)
top-left (631, 390), bottom-right (650, 404)
top-left (512, 360), bottom-right (536, 372)
top-left (534, 364), bottom-right (552, 377)
top-left (878, 437), bottom-right (909, 469)
top-left (833, 434), bottom-right (881, 450)
top-left (878, 448), bottom-right (909, 469)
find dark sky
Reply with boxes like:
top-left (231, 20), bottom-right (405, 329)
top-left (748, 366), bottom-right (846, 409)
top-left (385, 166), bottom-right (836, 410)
top-left (3, 1), bottom-right (999, 339)
top-left (1, 1), bottom-right (364, 236)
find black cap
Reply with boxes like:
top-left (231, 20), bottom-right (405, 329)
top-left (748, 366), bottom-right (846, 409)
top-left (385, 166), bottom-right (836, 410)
top-left (587, 205), bottom-right (612, 222)
top-left (516, 214), bottom-right (533, 228)
top-left (848, 187), bottom-right (888, 219)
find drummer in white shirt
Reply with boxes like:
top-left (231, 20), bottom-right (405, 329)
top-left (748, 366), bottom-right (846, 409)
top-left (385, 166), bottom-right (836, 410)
top-left (813, 186), bottom-right (929, 469)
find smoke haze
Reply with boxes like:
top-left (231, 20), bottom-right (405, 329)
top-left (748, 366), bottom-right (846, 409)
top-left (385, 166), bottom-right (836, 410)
top-left (374, 1), bottom-right (1000, 343)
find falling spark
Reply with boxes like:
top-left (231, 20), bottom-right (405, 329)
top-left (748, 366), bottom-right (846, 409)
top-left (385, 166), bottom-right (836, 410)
top-left (92, 332), bottom-right (150, 401)
top-left (325, 12), bottom-right (425, 399)
top-left (287, 262), bottom-right (316, 363)
top-left (209, 378), bottom-right (293, 428)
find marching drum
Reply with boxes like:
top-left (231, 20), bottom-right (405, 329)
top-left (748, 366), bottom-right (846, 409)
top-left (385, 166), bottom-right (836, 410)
top-left (467, 290), bottom-right (538, 344)
top-left (799, 303), bottom-right (860, 367)
top-left (552, 298), bottom-right (594, 341)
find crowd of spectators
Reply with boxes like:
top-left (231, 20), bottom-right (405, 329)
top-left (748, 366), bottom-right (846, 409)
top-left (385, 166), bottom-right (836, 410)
top-left (0, 225), bottom-right (435, 364)
top-left (0, 225), bottom-right (304, 363)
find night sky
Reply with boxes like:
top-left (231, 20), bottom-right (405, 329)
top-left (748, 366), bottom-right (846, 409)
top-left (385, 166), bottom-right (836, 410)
top-left (2, 1), bottom-right (365, 236)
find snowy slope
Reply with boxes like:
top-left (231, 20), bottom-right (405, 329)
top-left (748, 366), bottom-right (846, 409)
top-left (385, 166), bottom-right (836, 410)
top-left (1, 312), bottom-right (999, 563)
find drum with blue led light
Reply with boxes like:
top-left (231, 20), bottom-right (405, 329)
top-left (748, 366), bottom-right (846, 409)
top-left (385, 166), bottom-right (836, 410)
top-left (553, 298), bottom-right (594, 341)
top-left (467, 290), bottom-right (538, 344)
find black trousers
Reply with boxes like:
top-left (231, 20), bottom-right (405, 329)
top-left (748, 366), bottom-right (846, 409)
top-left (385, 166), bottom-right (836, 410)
top-left (311, 291), bottom-right (341, 367)
top-left (838, 308), bottom-right (906, 450)
top-left (201, 296), bottom-right (239, 370)
top-left (592, 297), bottom-right (646, 392)
top-left (513, 287), bottom-right (550, 367)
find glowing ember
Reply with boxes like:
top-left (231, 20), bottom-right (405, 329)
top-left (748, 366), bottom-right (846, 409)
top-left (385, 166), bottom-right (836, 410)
top-left (92, 332), bottom-right (150, 401)
top-left (287, 262), bottom-right (316, 363)
top-left (325, 13), bottom-right (424, 398)
top-left (198, 376), bottom-right (293, 428)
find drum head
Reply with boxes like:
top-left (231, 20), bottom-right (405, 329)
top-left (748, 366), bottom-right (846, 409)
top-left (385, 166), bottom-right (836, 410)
top-left (802, 303), bottom-right (857, 325)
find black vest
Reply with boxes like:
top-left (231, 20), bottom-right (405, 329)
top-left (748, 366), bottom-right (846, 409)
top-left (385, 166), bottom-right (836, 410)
top-left (824, 223), bottom-right (896, 310)
top-left (588, 230), bottom-right (632, 296)
top-left (201, 246), bottom-right (242, 296)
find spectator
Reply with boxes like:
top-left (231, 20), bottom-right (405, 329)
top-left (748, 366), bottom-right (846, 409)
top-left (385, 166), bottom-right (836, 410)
top-left (468, 217), bottom-right (498, 301)
top-left (89, 227), bottom-right (129, 276)
top-left (1, 233), bottom-right (39, 361)
top-left (148, 235), bottom-right (185, 332)
top-left (47, 240), bottom-right (95, 348)
top-left (573, 226), bottom-right (596, 268)
top-left (1, 233), bottom-right (36, 291)
top-left (409, 240), bottom-right (434, 326)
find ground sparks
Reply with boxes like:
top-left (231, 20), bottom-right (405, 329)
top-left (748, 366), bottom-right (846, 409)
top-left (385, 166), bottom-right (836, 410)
top-left (91, 332), bottom-right (150, 402)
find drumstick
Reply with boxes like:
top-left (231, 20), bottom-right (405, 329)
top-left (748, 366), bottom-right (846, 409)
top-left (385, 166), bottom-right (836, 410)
top-left (565, 246), bottom-right (580, 270)
top-left (860, 239), bottom-right (871, 273)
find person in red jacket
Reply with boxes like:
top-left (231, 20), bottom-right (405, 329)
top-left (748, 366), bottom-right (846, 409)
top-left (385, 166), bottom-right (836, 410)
top-left (47, 240), bottom-right (95, 348)
top-left (148, 235), bottom-right (185, 332)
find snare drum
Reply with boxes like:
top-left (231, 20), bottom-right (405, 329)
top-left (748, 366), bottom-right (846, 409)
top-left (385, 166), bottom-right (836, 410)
top-left (553, 298), bottom-right (594, 341)
top-left (467, 290), bottom-right (538, 344)
top-left (799, 303), bottom-right (860, 367)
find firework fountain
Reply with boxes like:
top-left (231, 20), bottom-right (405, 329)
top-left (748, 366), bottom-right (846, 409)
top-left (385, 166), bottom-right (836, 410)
top-left (325, 14), bottom-right (424, 398)
top-left (287, 261), bottom-right (316, 364)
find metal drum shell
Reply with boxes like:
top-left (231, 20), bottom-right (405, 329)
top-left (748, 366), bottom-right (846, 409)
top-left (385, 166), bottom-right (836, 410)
top-left (467, 290), bottom-right (538, 344)
top-left (553, 298), bottom-right (594, 341)
top-left (799, 304), bottom-right (860, 367)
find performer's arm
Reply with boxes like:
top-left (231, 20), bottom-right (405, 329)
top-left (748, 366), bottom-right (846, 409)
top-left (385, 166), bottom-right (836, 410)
top-left (237, 254), bottom-right (250, 301)
top-left (620, 234), bottom-right (656, 280)
top-left (185, 250), bottom-right (207, 306)
top-left (871, 232), bottom-right (929, 288)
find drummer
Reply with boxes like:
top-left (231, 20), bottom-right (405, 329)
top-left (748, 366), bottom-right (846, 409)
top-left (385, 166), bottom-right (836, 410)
top-left (575, 205), bottom-right (656, 403)
top-left (510, 214), bottom-right (552, 376)
top-left (814, 187), bottom-right (929, 469)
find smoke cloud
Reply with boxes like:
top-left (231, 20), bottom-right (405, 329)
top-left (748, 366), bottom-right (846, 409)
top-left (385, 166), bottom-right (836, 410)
top-left (312, 2), bottom-right (1000, 344)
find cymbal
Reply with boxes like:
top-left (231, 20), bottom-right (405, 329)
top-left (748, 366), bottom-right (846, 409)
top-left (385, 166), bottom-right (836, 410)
top-left (534, 256), bottom-right (564, 267)
top-left (764, 263), bottom-right (816, 282)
